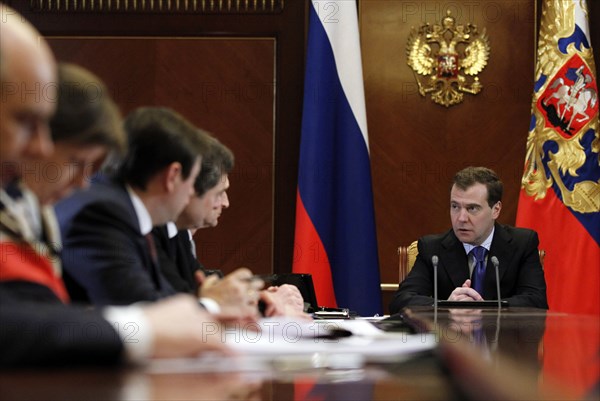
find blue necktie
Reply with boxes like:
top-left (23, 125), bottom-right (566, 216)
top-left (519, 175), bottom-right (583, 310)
top-left (471, 246), bottom-right (487, 296)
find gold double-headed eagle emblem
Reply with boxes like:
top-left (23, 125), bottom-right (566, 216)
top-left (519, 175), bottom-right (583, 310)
top-left (406, 10), bottom-right (490, 107)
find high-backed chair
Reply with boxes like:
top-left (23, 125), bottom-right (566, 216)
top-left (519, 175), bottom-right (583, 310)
top-left (380, 241), bottom-right (418, 292)
top-left (539, 249), bottom-right (546, 267)
top-left (380, 242), bottom-right (546, 292)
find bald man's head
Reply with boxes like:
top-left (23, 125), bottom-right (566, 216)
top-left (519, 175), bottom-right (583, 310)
top-left (0, 5), bottom-right (56, 186)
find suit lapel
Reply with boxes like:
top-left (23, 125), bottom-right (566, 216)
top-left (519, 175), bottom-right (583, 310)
top-left (174, 233), bottom-right (196, 286)
top-left (440, 231), bottom-right (470, 288)
top-left (0, 208), bottom-right (22, 240)
top-left (0, 189), bottom-right (35, 241)
top-left (0, 189), bottom-right (70, 302)
top-left (487, 224), bottom-right (512, 297)
top-left (40, 206), bottom-right (62, 276)
top-left (0, 190), bottom-right (59, 265)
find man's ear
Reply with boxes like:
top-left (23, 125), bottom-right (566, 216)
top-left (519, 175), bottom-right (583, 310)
top-left (492, 201), bottom-right (502, 219)
top-left (164, 162), bottom-right (182, 192)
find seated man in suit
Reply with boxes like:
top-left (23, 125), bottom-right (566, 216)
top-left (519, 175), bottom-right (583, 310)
top-left (151, 135), bottom-right (233, 295)
top-left (390, 166), bottom-right (548, 314)
top-left (55, 107), bottom-right (204, 305)
top-left (56, 107), bottom-right (262, 320)
top-left (2, 63), bottom-right (127, 304)
top-left (0, 9), bottom-right (226, 366)
top-left (153, 136), bottom-right (306, 318)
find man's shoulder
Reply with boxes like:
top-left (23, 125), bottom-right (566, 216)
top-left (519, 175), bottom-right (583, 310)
top-left (419, 229), bottom-right (455, 244)
top-left (496, 224), bottom-right (537, 241)
top-left (55, 178), bottom-right (131, 229)
top-left (67, 176), bottom-right (125, 205)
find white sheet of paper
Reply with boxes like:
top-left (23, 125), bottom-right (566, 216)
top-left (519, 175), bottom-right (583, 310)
top-left (147, 318), bottom-right (437, 374)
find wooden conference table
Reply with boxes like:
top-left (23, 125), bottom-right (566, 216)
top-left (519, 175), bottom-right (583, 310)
top-left (1, 308), bottom-right (598, 401)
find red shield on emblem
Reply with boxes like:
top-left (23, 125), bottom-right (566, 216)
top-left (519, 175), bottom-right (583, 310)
top-left (537, 54), bottom-right (599, 138)
top-left (437, 54), bottom-right (458, 79)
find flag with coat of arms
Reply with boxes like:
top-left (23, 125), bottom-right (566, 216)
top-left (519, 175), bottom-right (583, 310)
top-left (516, 0), bottom-right (599, 316)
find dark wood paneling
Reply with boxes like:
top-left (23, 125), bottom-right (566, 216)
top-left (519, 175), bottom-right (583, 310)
top-left (47, 37), bottom-right (275, 274)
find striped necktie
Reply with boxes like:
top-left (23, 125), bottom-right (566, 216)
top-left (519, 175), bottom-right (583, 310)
top-left (470, 246), bottom-right (487, 296)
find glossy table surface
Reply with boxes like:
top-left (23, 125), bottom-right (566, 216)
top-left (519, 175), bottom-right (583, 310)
top-left (405, 307), bottom-right (600, 400)
top-left (1, 308), bottom-right (598, 401)
top-left (0, 357), bottom-right (453, 401)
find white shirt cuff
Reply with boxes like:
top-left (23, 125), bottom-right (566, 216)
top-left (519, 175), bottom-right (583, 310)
top-left (102, 305), bottom-right (154, 364)
top-left (199, 297), bottom-right (221, 314)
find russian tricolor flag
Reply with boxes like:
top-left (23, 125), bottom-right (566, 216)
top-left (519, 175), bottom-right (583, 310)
top-left (292, 0), bottom-right (382, 316)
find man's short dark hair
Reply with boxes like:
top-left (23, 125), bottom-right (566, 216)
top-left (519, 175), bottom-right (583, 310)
top-left (120, 107), bottom-right (210, 190)
top-left (194, 136), bottom-right (234, 197)
top-left (50, 63), bottom-right (126, 157)
top-left (453, 166), bottom-right (503, 207)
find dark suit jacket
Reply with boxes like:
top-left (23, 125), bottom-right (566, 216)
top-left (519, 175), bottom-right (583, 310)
top-left (151, 226), bottom-right (223, 295)
top-left (390, 224), bottom-right (548, 314)
top-left (0, 284), bottom-right (123, 367)
top-left (55, 176), bottom-right (175, 306)
top-left (152, 226), bottom-right (200, 294)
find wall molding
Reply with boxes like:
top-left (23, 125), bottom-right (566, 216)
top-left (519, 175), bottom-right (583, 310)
top-left (29, 0), bottom-right (284, 13)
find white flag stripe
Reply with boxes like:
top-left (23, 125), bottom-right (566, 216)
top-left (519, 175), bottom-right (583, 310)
top-left (311, 0), bottom-right (369, 151)
top-left (574, 0), bottom-right (591, 43)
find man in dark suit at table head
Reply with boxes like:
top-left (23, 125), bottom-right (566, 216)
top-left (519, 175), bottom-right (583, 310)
top-left (390, 166), bottom-right (548, 314)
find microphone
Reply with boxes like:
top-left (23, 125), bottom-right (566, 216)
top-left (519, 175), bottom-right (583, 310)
top-left (432, 255), bottom-right (439, 311)
top-left (491, 256), bottom-right (501, 309)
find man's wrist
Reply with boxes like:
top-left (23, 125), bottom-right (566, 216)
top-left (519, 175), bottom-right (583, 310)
top-left (102, 304), bottom-right (154, 364)
top-left (198, 297), bottom-right (221, 314)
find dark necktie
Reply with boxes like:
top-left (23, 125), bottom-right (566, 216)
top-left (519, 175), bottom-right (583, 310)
top-left (144, 232), bottom-right (165, 290)
top-left (470, 246), bottom-right (487, 296)
top-left (144, 233), bottom-right (159, 266)
top-left (189, 235), bottom-right (197, 259)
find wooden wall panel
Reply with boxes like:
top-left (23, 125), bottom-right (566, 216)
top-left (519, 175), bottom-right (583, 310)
top-left (47, 37), bottom-right (275, 275)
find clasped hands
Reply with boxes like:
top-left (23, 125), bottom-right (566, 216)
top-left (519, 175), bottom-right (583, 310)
top-left (447, 279), bottom-right (484, 302)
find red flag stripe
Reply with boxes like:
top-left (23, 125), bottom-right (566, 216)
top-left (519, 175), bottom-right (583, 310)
top-left (517, 188), bottom-right (600, 315)
top-left (292, 190), bottom-right (337, 308)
